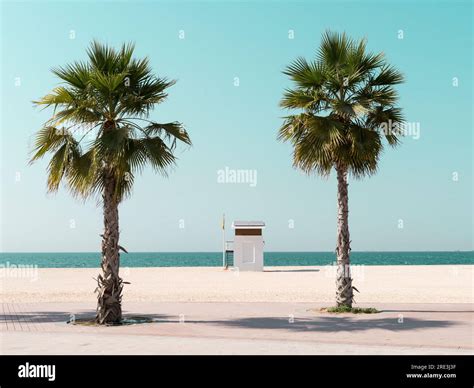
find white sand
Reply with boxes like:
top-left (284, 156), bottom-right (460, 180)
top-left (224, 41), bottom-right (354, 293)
top-left (4, 331), bottom-right (471, 355)
top-left (1, 265), bottom-right (472, 304)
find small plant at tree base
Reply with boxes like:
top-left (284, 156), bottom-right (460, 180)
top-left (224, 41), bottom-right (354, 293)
top-left (324, 306), bottom-right (379, 314)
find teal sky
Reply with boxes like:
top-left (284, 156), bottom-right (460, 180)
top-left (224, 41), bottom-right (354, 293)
top-left (1, 0), bottom-right (472, 252)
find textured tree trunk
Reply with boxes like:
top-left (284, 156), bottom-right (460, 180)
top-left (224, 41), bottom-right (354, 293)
top-left (96, 169), bottom-right (123, 324)
top-left (335, 163), bottom-right (353, 307)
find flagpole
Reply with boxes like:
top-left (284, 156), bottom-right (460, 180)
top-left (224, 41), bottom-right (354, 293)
top-left (222, 213), bottom-right (226, 269)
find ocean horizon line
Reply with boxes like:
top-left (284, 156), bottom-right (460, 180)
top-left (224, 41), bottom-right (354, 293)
top-left (1, 250), bottom-right (473, 254)
top-left (1, 251), bottom-right (472, 268)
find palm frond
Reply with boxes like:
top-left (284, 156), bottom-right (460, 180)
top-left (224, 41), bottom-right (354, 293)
top-left (51, 61), bottom-right (91, 90)
top-left (371, 65), bottom-right (404, 86)
top-left (30, 126), bottom-right (78, 163)
top-left (144, 121), bottom-right (191, 148)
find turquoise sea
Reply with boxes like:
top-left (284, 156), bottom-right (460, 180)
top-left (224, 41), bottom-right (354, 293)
top-left (0, 251), bottom-right (472, 268)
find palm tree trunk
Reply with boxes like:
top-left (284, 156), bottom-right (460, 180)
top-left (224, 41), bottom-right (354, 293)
top-left (335, 163), bottom-right (353, 307)
top-left (96, 169), bottom-right (123, 324)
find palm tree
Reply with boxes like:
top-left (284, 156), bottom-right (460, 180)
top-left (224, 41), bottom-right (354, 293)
top-left (278, 31), bottom-right (404, 308)
top-left (30, 41), bottom-right (191, 324)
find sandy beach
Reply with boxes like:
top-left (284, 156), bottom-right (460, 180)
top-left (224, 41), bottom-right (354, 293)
top-left (1, 300), bottom-right (473, 355)
top-left (1, 265), bottom-right (472, 304)
top-left (2, 265), bottom-right (472, 355)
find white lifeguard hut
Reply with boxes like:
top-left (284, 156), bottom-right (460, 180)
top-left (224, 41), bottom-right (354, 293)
top-left (223, 220), bottom-right (265, 271)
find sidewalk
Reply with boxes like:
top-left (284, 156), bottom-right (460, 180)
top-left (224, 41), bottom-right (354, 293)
top-left (1, 302), bottom-right (473, 355)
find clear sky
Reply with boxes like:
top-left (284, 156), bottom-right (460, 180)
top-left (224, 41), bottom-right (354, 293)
top-left (0, 0), bottom-right (472, 252)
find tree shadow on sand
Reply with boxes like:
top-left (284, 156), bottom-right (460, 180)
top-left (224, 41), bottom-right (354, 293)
top-left (0, 309), bottom-right (462, 333)
top-left (209, 316), bottom-right (459, 332)
top-left (0, 310), bottom-right (173, 325)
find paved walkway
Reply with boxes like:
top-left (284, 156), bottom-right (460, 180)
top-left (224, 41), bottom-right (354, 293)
top-left (1, 302), bottom-right (473, 355)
